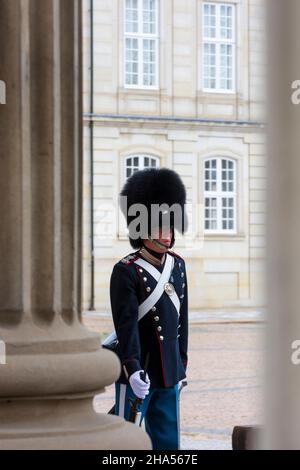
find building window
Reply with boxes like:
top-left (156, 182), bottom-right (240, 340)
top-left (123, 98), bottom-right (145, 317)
top-left (125, 154), bottom-right (159, 178)
top-left (204, 158), bottom-right (236, 233)
top-left (124, 0), bottom-right (159, 89)
top-left (202, 2), bottom-right (235, 93)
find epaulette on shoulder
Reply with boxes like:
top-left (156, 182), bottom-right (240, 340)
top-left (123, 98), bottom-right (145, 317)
top-left (168, 250), bottom-right (184, 261)
top-left (120, 253), bottom-right (139, 266)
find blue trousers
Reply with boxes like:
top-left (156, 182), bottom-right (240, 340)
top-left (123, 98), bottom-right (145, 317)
top-left (115, 383), bottom-right (180, 450)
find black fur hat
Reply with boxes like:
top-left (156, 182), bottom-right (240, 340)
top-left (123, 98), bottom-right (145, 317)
top-left (120, 168), bottom-right (188, 249)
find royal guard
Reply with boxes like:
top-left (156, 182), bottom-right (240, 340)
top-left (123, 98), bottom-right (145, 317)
top-left (106, 168), bottom-right (188, 450)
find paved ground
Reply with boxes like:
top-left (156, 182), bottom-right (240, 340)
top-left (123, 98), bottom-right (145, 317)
top-left (83, 311), bottom-right (265, 450)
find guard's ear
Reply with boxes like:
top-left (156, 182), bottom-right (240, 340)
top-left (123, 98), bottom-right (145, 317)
top-left (169, 227), bottom-right (175, 248)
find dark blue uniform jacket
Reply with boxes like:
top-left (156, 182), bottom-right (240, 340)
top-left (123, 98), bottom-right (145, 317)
top-left (110, 250), bottom-right (188, 389)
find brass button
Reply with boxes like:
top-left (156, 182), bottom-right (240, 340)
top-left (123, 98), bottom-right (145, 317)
top-left (139, 268), bottom-right (143, 273)
top-left (178, 324), bottom-right (181, 329)
top-left (157, 326), bottom-right (162, 332)
top-left (154, 316), bottom-right (160, 322)
top-left (143, 277), bottom-right (147, 282)
top-left (146, 286), bottom-right (151, 292)
top-left (177, 334), bottom-right (180, 338)
top-left (181, 272), bottom-right (184, 278)
top-left (151, 306), bottom-right (156, 312)
top-left (159, 335), bottom-right (164, 341)
top-left (182, 283), bottom-right (185, 288)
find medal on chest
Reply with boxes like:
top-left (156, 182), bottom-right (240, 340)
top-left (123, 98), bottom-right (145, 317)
top-left (164, 282), bottom-right (175, 296)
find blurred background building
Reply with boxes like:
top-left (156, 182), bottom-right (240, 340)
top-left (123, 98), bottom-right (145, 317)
top-left (82, 0), bottom-right (266, 312)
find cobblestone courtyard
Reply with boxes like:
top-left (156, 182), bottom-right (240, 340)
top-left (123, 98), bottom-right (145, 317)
top-left (83, 313), bottom-right (265, 450)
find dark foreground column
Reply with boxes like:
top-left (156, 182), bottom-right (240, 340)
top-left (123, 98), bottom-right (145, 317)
top-left (265, 0), bottom-right (300, 450)
top-left (0, 0), bottom-right (150, 450)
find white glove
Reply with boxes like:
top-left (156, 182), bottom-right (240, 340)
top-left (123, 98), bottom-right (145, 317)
top-left (178, 379), bottom-right (187, 392)
top-left (129, 370), bottom-right (150, 399)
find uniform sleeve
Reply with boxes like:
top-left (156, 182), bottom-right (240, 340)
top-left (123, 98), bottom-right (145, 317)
top-left (110, 263), bottom-right (142, 378)
top-left (179, 261), bottom-right (188, 372)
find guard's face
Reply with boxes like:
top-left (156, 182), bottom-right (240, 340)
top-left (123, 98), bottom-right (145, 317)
top-left (155, 227), bottom-right (172, 247)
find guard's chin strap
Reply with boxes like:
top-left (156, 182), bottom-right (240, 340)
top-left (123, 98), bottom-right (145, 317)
top-left (148, 237), bottom-right (169, 251)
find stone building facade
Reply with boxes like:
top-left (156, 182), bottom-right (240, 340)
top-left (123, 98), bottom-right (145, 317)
top-left (82, 0), bottom-right (266, 311)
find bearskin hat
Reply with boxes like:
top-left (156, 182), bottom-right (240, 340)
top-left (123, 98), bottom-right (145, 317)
top-left (120, 168), bottom-right (188, 249)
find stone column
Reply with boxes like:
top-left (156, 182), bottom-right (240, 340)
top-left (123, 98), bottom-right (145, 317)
top-left (0, 0), bottom-right (150, 450)
top-left (265, 0), bottom-right (300, 450)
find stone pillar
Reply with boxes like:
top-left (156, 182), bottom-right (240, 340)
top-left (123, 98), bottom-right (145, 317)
top-left (265, 0), bottom-right (300, 450)
top-left (0, 0), bottom-right (150, 450)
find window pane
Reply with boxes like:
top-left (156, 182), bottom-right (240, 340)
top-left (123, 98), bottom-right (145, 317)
top-left (204, 157), bottom-right (236, 232)
top-left (203, 3), bottom-right (216, 39)
top-left (222, 197), bottom-right (235, 231)
top-left (204, 197), bottom-right (218, 230)
top-left (125, 0), bottom-right (158, 89)
top-left (220, 44), bottom-right (233, 90)
top-left (204, 159), bottom-right (218, 191)
top-left (220, 4), bottom-right (233, 40)
top-left (125, 38), bottom-right (139, 85)
top-left (143, 39), bottom-right (156, 86)
top-left (126, 156), bottom-right (140, 178)
top-left (221, 159), bottom-right (235, 193)
top-left (125, 0), bottom-right (138, 33)
top-left (143, 0), bottom-right (156, 34)
top-left (203, 43), bottom-right (216, 89)
top-left (202, 4), bottom-right (235, 92)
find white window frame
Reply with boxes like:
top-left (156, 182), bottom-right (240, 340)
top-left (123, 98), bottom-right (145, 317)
top-left (204, 157), bottom-right (237, 234)
top-left (202, 2), bottom-right (236, 93)
top-left (124, 0), bottom-right (159, 90)
top-left (125, 154), bottom-right (160, 179)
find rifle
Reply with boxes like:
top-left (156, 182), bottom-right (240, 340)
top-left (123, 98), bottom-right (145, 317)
top-left (128, 353), bottom-right (150, 425)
